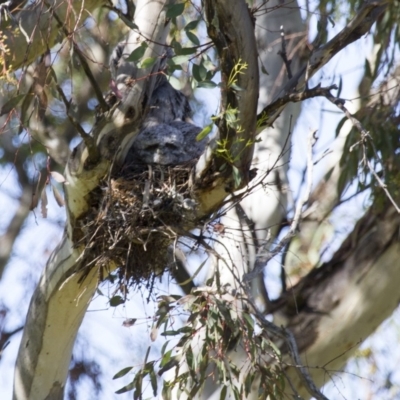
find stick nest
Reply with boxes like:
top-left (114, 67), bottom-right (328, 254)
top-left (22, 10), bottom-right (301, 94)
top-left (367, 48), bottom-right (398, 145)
top-left (79, 162), bottom-right (198, 285)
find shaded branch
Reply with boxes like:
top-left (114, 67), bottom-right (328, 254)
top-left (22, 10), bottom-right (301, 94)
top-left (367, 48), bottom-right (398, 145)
top-left (0, 155), bottom-right (32, 278)
top-left (202, 0), bottom-right (259, 186)
top-left (259, 84), bottom-right (338, 124)
top-left (0, 186), bottom-right (31, 278)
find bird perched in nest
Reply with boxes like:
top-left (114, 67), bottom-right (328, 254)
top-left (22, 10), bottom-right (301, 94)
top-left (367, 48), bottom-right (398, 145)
top-left (109, 42), bottom-right (206, 166)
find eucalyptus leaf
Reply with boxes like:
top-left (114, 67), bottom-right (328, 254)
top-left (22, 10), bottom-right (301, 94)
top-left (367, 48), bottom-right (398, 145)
top-left (185, 19), bottom-right (199, 31)
top-left (140, 57), bottom-right (157, 69)
top-left (196, 123), bottom-right (213, 141)
top-left (186, 30), bottom-right (200, 45)
top-left (197, 80), bottom-right (217, 88)
top-left (109, 295), bottom-right (125, 307)
top-left (0, 94), bottom-right (26, 116)
top-left (126, 43), bottom-right (147, 62)
top-left (113, 366), bottom-right (134, 379)
top-left (166, 3), bottom-right (185, 18)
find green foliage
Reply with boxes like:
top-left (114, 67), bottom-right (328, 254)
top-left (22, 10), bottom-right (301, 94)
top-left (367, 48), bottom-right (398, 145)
top-left (227, 59), bottom-right (248, 92)
top-left (196, 123), bottom-right (213, 141)
top-left (114, 291), bottom-right (285, 399)
top-left (127, 43), bottom-right (148, 62)
top-left (334, 1), bottom-right (400, 200)
top-left (166, 2), bottom-right (186, 19)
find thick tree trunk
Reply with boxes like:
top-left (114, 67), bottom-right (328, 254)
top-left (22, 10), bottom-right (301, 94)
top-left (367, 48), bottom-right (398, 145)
top-left (9, 0), bottom-right (393, 398)
top-left (12, 0), bottom-right (260, 398)
top-left (279, 200), bottom-right (400, 398)
top-left (12, 1), bottom-right (175, 398)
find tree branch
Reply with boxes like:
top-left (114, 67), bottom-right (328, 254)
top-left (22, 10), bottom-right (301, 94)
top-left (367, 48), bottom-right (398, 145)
top-left (203, 0), bottom-right (258, 179)
top-left (256, 0), bottom-right (389, 129)
top-left (13, 2), bottom-right (175, 398)
top-left (325, 91), bottom-right (400, 213)
top-left (244, 129), bottom-right (317, 282)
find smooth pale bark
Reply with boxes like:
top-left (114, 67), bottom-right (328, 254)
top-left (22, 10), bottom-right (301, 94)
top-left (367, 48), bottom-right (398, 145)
top-left (13, 1), bottom-right (174, 398)
top-left (13, 237), bottom-right (96, 400)
top-left (13, 0), bottom-right (261, 398)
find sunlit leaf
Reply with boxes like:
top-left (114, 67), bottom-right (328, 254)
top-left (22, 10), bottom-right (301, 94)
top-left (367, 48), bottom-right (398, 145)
top-left (196, 123), bottom-right (213, 141)
top-left (52, 185), bottom-right (65, 207)
top-left (140, 57), bottom-right (157, 69)
top-left (50, 170), bottom-right (67, 183)
top-left (230, 83), bottom-right (244, 91)
top-left (113, 366), bottom-right (134, 379)
top-left (171, 54), bottom-right (192, 65)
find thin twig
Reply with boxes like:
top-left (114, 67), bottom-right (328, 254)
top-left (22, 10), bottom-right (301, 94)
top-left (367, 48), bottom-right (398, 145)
top-left (325, 91), bottom-right (400, 214)
top-left (284, 328), bottom-right (329, 400)
top-left (248, 303), bottom-right (329, 400)
top-left (278, 25), bottom-right (293, 79)
top-left (244, 128), bottom-right (316, 282)
top-left (54, 81), bottom-right (99, 162)
top-left (48, 4), bottom-right (109, 113)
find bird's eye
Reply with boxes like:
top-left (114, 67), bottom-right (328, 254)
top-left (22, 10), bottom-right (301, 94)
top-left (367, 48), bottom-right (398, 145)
top-left (144, 145), bottom-right (159, 151)
top-left (165, 143), bottom-right (178, 150)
